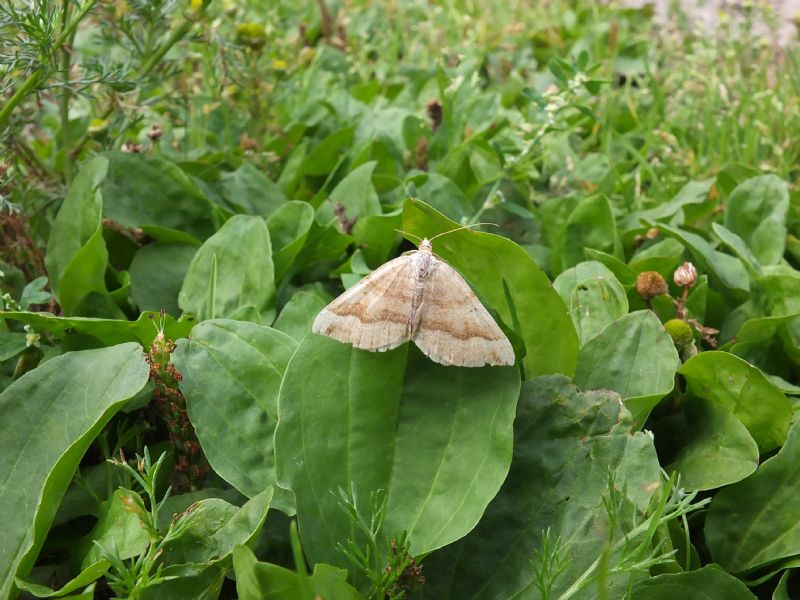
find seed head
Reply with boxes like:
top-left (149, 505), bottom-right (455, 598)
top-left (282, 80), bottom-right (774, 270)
top-left (664, 318), bottom-right (694, 351)
top-left (635, 271), bottom-right (668, 301)
top-left (147, 125), bottom-right (163, 142)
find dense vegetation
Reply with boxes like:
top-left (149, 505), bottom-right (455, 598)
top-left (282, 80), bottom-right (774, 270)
top-left (2, 1), bottom-right (800, 598)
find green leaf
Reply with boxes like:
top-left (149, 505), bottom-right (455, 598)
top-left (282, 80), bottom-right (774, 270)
top-left (403, 199), bottom-right (579, 378)
top-left (584, 248), bottom-right (638, 286)
top-left (658, 397), bottom-right (758, 491)
top-left (630, 565), bottom-right (756, 599)
top-left (0, 343), bottom-right (149, 600)
top-left (160, 488), bottom-right (272, 565)
top-left (621, 179), bottom-right (713, 233)
top-left (553, 261), bottom-right (628, 345)
top-left (0, 310), bottom-right (194, 347)
top-left (754, 272), bottom-right (800, 363)
top-left (15, 563), bottom-right (107, 598)
top-left (275, 336), bottom-right (519, 565)
top-left (648, 221), bottom-right (749, 300)
top-left (773, 570), bottom-right (792, 600)
top-left (232, 545), bottom-right (364, 600)
top-left (436, 139), bottom-right (503, 196)
top-left (724, 174), bottom-right (789, 265)
top-left (406, 172), bottom-right (470, 222)
top-left (679, 351), bottom-right (791, 453)
top-left (137, 563), bottom-right (225, 600)
top-left (19, 276), bottom-right (52, 309)
top-left (629, 238), bottom-right (687, 278)
top-left (273, 290), bottom-right (331, 343)
top-left (723, 314), bottom-right (800, 368)
top-left (156, 488), bottom-right (247, 531)
top-left (78, 488), bottom-right (150, 570)
top-left (173, 320), bottom-right (297, 512)
top-left (100, 152), bottom-right (215, 239)
top-left (179, 215), bottom-right (275, 323)
top-left (130, 243), bottom-right (197, 315)
top-left (266, 201), bottom-right (315, 281)
top-left (329, 161), bottom-right (381, 220)
top-left (705, 418), bottom-right (800, 573)
top-left (220, 163), bottom-right (289, 217)
top-left (0, 331), bottom-right (27, 361)
top-left (420, 375), bottom-right (662, 599)
top-left (574, 310), bottom-right (680, 425)
top-left (301, 125), bottom-right (356, 176)
top-left (351, 212), bottom-right (402, 268)
top-left (557, 194), bottom-right (621, 272)
top-left (45, 156), bottom-right (109, 315)
top-left (712, 223), bottom-right (764, 279)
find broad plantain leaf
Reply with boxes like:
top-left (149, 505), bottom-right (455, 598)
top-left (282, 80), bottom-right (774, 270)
top-left (557, 194), bottom-right (621, 272)
top-left (45, 156), bottom-right (109, 315)
top-left (421, 375), bottom-right (662, 599)
top-left (705, 419), bottom-right (800, 573)
top-left (574, 310), bottom-right (680, 425)
top-left (173, 320), bottom-right (297, 512)
top-left (266, 201), bottom-right (315, 281)
top-left (178, 215), bottom-right (275, 323)
top-left (273, 290), bottom-right (332, 343)
top-left (220, 163), bottom-right (288, 217)
top-left (553, 260), bottom-right (628, 345)
top-left (275, 335), bottom-right (519, 566)
top-left (101, 152), bottom-right (215, 238)
top-left (631, 565), bottom-right (756, 599)
top-left (0, 310), bottom-right (194, 347)
top-left (657, 397), bottom-right (758, 491)
top-left (679, 351), bottom-right (791, 453)
top-left (0, 343), bottom-right (149, 600)
top-left (129, 243), bottom-right (198, 315)
top-left (724, 174), bottom-right (789, 266)
top-left (329, 161), bottom-right (381, 220)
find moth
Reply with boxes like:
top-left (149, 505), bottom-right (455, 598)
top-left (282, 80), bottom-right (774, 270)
top-left (312, 237), bottom-right (515, 367)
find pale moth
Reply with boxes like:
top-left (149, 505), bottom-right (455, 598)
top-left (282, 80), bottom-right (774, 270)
top-left (312, 233), bottom-right (514, 367)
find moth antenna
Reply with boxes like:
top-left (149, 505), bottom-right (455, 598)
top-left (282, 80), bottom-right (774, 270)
top-left (428, 222), bottom-right (499, 242)
top-left (394, 229), bottom-right (424, 244)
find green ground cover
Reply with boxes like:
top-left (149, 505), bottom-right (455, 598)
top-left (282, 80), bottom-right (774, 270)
top-left (2, 1), bottom-right (800, 598)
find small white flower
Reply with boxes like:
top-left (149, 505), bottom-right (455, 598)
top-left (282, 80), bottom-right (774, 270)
top-left (24, 324), bottom-right (40, 348)
top-left (445, 75), bottom-right (464, 94)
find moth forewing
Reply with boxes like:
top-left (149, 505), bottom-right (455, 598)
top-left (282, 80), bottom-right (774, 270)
top-left (311, 255), bottom-right (416, 352)
top-left (412, 257), bottom-right (515, 367)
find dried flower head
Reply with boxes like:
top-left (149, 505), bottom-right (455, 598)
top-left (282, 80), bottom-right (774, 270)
top-left (635, 271), bottom-right (669, 301)
top-left (122, 141), bottom-right (144, 153)
top-left (674, 262), bottom-right (698, 287)
top-left (146, 125), bottom-right (163, 141)
top-left (427, 99), bottom-right (443, 130)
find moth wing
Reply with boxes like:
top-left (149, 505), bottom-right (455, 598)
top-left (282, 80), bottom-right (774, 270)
top-left (312, 256), bottom-right (415, 352)
top-left (413, 259), bottom-right (515, 367)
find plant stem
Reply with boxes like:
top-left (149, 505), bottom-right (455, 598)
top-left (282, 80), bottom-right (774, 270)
top-left (136, 7), bottom-right (206, 79)
top-left (0, 73), bottom-right (41, 130)
top-left (59, 0), bottom-right (73, 185)
top-left (0, 0), bottom-right (97, 130)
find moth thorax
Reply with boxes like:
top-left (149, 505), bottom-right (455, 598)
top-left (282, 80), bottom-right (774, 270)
top-left (413, 246), bottom-right (434, 279)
